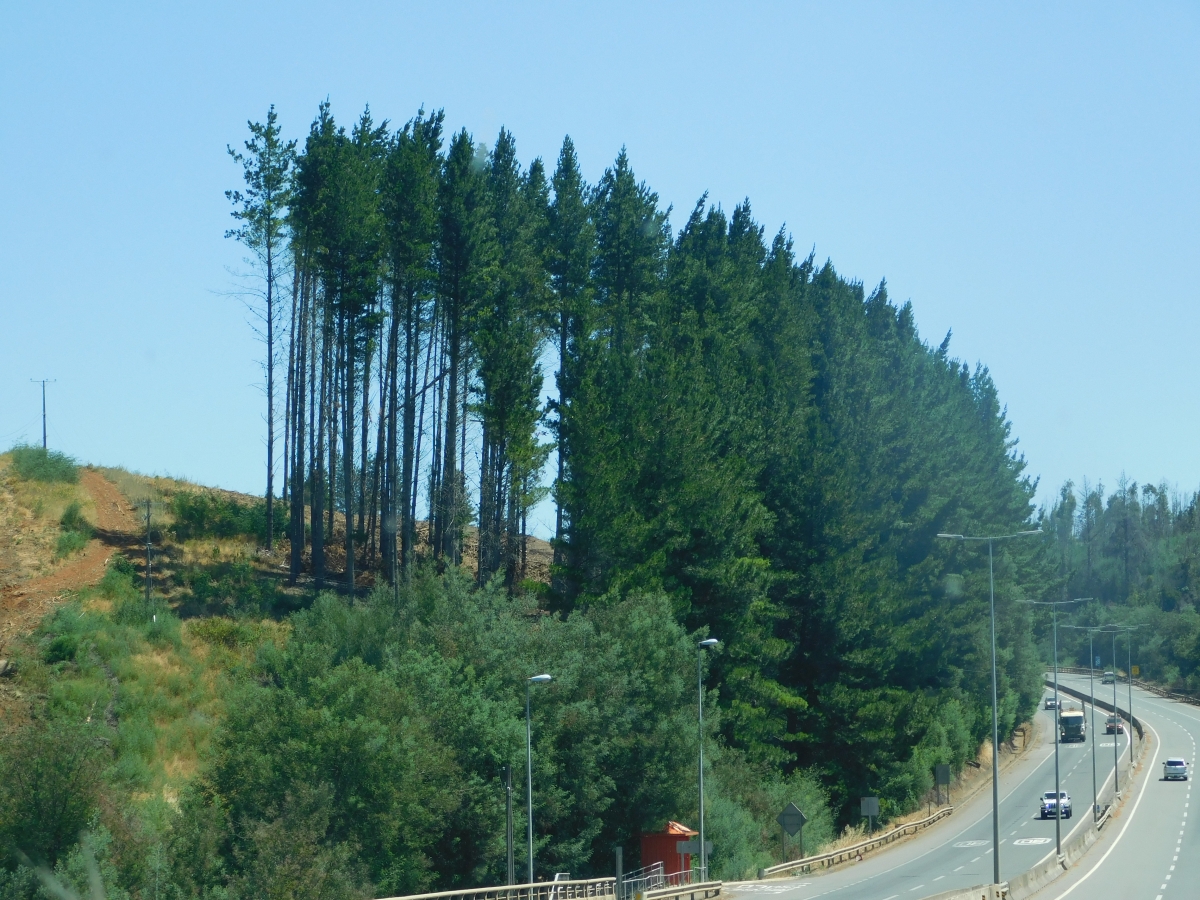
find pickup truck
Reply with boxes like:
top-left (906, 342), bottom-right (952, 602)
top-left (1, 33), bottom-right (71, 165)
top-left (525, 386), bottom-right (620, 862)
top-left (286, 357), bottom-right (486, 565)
top-left (1040, 790), bottom-right (1072, 819)
top-left (1164, 758), bottom-right (1189, 781)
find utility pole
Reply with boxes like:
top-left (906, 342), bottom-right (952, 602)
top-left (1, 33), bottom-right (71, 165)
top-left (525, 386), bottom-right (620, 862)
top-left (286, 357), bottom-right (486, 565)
top-left (145, 499), bottom-right (153, 606)
top-left (30, 379), bottom-right (55, 449)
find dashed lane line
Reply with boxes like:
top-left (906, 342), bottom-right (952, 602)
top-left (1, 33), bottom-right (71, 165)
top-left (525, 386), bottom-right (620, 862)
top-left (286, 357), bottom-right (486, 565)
top-left (1045, 719), bottom-right (1162, 900)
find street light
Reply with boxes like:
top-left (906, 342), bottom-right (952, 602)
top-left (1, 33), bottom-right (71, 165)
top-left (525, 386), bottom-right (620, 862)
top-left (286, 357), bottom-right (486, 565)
top-left (1105, 626), bottom-right (1143, 780)
top-left (697, 638), bottom-right (719, 880)
top-left (1062, 625), bottom-right (1104, 822)
top-left (937, 528), bottom-right (1041, 887)
top-left (1020, 597), bottom-right (1087, 858)
top-left (526, 673), bottom-right (552, 883)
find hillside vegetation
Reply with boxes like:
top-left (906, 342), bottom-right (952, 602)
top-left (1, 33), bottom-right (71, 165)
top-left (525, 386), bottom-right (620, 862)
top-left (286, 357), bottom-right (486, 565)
top-left (0, 99), bottom-right (1067, 899)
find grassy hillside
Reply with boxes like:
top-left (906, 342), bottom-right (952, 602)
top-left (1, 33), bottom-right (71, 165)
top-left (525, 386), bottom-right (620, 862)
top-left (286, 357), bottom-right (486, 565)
top-left (2, 461), bottom-right (847, 899)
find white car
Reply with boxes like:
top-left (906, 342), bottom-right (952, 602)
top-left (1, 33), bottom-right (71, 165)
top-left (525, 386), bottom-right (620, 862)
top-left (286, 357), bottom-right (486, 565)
top-left (1164, 758), bottom-right (1189, 781)
top-left (1040, 790), bottom-right (1072, 819)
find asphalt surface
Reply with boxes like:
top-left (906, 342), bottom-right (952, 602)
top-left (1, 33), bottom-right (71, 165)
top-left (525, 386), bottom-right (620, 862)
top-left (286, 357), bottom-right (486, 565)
top-left (723, 685), bottom-right (1130, 900)
top-left (1027, 673), bottom-right (1199, 900)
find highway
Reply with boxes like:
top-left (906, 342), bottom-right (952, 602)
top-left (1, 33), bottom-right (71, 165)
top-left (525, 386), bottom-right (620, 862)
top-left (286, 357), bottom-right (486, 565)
top-left (1028, 673), bottom-right (1197, 900)
top-left (723, 684), bottom-right (1131, 900)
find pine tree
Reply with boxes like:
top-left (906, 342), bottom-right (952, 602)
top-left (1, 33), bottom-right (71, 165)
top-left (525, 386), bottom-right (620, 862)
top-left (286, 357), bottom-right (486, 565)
top-left (226, 105), bottom-right (296, 551)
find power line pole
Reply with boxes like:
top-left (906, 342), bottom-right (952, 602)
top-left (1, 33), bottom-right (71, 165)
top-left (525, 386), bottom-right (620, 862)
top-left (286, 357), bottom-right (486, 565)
top-left (145, 499), bottom-right (153, 606)
top-left (30, 379), bottom-right (55, 449)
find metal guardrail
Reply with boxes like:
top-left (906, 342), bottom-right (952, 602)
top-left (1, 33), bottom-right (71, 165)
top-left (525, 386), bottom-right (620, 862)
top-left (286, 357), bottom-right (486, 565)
top-left (377, 878), bottom-right (617, 900)
top-left (758, 806), bottom-right (954, 878)
top-left (1047, 679), bottom-right (1143, 741)
top-left (641, 881), bottom-right (721, 900)
top-left (1054, 666), bottom-right (1200, 708)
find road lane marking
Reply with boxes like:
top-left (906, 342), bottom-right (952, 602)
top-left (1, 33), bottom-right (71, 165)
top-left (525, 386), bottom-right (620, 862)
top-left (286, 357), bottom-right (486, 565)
top-left (1046, 718), bottom-right (1162, 900)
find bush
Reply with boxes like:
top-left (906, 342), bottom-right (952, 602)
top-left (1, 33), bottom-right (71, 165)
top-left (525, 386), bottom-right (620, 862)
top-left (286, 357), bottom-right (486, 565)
top-left (9, 445), bottom-right (78, 483)
top-left (55, 530), bottom-right (90, 559)
top-left (60, 501), bottom-right (93, 536)
top-left (0, 717), bottom-right (105, 868)
top-left (170, 491), bottom-right (288, 544)
top-left (178, 560), bottom-right (280, 616)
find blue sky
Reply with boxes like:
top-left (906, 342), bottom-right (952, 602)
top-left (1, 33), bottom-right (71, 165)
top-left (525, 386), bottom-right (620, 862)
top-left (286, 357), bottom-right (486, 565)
top-left (2, 2), bottom-right (1197, 536)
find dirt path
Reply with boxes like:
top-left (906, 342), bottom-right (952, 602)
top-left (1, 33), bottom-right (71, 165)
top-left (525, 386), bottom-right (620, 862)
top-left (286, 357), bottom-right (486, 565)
top-left (0, 470), bottom-right (140, 655)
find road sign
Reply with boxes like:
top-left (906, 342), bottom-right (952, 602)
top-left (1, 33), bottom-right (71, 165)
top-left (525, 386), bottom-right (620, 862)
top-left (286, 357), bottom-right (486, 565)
top-left (1132, 665), bottom-right (1140, 677)
top-left (777, 802), bottom-right (807, 836)
top-left (675, 839), bottom-right (712, 857)
top-left (1095, 655), bottom-right (1101, 667)
top-left (861, 796), bottom-right (880, 817)
top-left (935, 764), bottom-right (951, 786)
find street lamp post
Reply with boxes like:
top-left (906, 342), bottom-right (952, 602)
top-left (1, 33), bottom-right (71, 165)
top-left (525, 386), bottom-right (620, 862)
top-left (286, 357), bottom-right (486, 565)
top-left (697, 638), bottom-right (719, 879)
top-left (1110, 630), bottom-right (1119, 792)
top-left (937, 528), bottom-right (1041, 887)
top-left (1062, 625), bottom-right (1102, 821)
top-left (1127, 633), bottom-right (1135, 766)
top-left (1020, 597), bottom-right (1087, 859)
top-left (526, 674), bottom-right (552, 883)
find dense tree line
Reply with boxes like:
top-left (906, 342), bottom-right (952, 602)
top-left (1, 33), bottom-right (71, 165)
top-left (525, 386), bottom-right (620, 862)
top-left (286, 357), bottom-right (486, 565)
top-left (1040, 478), bottom-right (1200, 690)
top-left (0, 99), bottom-right (1061, 898)
top-left (227, 98), bottom-right (1051, 824)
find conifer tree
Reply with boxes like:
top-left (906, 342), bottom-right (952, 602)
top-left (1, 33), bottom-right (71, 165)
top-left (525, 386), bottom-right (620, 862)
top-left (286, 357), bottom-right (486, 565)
top-left (226, 105), bottom-right (296, 550)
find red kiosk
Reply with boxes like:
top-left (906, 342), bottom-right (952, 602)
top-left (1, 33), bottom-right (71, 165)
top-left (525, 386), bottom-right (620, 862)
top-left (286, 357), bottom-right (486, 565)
top-left (639, 821), bottom-right (698, 880)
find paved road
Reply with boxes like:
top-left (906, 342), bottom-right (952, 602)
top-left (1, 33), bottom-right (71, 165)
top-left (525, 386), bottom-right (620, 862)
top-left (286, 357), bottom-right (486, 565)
top-left (1027, 674), bottom-right (1198, 900)
top-left (724, 688), bottom-right (1129, 900)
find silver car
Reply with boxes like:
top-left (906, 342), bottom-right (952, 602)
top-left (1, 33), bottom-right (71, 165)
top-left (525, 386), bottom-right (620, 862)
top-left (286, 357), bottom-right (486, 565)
top-left (1164, 758), bottom-right (1189, 781)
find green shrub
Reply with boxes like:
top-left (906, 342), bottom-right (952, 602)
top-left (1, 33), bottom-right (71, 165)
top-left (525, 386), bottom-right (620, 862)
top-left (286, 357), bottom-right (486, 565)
top-left (60, 501), bottom-right (93, 536)
top-left (0, 717), bottom-right (105, 868)
top-left (55, 530), bottom-right (90, 559)
top-left (44, 633), bottom-right (80, 665)
top-left (179, 560), bottom-right (279, 616)
top-left (9, 444), bottom-right (78, 483)
top-left (170, 492), bottom-right (288, 544)
top-left (188, 617), bottom-right (260, 648)
top-left (109, 554), bottom-right (137, 577)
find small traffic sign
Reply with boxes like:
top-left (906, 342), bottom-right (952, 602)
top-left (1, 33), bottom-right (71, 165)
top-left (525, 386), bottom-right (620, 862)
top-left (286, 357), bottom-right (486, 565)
top-left (777, 802), bottom-right (807, 836)
top-left (1132, 665), bottom-right (1140, 677)
top-left (860, 796), bottom-right (880, 818)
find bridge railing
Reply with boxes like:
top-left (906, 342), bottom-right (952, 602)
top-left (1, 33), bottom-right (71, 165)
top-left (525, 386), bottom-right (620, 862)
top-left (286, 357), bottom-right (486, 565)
top-left (377, 877), bottom-right (617, 900)
top-left (641, 882), bottom-right (721, 900)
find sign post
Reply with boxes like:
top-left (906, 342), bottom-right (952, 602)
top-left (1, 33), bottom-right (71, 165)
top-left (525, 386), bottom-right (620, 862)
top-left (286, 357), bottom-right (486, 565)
top-left (935, 764), bottom-right (952, 806)
top-left (861, 796), bottom-right (880, 834)
top-left (1132, 665), bottom-right (1140, 678)
top-left (776, 802), bottom-right (808, 861)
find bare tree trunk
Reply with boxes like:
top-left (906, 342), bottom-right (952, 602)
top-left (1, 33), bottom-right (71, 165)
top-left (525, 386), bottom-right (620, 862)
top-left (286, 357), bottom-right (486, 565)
top-left (312, 299), bottom-right (330, 588)
top-left (264, 233), bottom-right (276, 550)
top-left (341, 311), bottom-right (356, 593)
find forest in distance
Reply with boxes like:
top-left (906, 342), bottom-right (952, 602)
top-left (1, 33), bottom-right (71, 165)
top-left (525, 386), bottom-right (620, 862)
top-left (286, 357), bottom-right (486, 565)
top-left (7, 97), bottom-right (1200, 900)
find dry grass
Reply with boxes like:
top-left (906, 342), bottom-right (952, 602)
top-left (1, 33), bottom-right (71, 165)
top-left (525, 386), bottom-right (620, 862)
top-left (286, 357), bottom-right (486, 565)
top-left (0, 451), bottom-right (97, 589)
